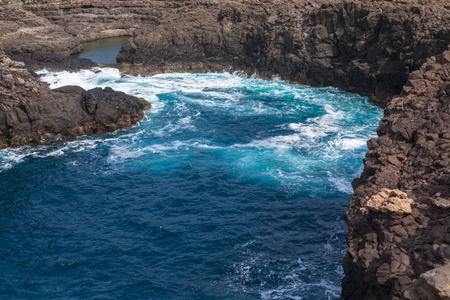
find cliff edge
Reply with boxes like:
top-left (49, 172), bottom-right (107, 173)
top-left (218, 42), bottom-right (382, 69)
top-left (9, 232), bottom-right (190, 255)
top-left (117, 0), bottom-right (450, 105)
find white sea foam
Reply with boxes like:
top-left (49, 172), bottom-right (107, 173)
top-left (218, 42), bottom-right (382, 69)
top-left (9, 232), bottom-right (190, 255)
top-left (229, 253), bottom-right (343, 300)
top-left (0, 70), bottom-right (384, 299)
top-left (238, 134), bottom-right (306, 150)
top-left (38, 68), bottom-right (121, 90)
top-left (35, 69), bottom-right (380, 183)
top-left (335, 137), bottom-right (367, 150)
top-left (107, 139), bottom-right (223, 163)
top-left (0, 132), bottom-right (133, 172)
top-left (10, 71), bottom-right (382, 192)
top-left (328, 175), bottom-right (354, 194)
top-left (0, 149), bottom-right (31, 170)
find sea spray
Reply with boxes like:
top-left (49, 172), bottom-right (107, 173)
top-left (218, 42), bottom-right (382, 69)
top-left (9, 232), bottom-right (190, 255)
top-left (0, 70), bottom-right (382, 299)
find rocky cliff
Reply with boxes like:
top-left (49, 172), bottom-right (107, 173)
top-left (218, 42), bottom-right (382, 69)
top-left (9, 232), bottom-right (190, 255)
top-left (117, 0), bottom-right (450, 104)
top-left (343, 51), bottom-right (450, 300)
top-left (0, 0), bottom-right (177, 57)
top-left (0, 48), bottom-right (150, 148)
top-left (0, 0), bottom-right (448, 298)
top-left (3, 0), bottom-right (449, 103)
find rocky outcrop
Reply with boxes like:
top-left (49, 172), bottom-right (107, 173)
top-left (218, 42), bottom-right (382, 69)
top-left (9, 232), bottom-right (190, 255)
top-left (0, 0), bottom-right (82, 56)
top-left (404, 264), bottom-right (450, 300)
top-left (1, 0), bottom-right (449, 103)
top-left (113, 4), bottom-right (450, 296)
top-left (342, 51), bottom-right (450, 299)
top-left (0, 48), bottom-right (150, 148)
top-left (2, 0), bottom-right (448, 103)
top-left (118, 0), bottom-right (450, 104)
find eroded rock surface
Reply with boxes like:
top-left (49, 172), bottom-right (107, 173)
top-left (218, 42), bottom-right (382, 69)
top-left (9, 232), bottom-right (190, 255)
top-left (405, 263), bottom-right (450, 300)
top-left (118, 0), bottom-right (450, 104)
top-left (0, 0), bottom-right (82, 56)
top-left (343, 51), bottom-right (450, 300)
top-left (0, 0), bottom-right (175, 57)
top-left (0, 48), bottom-right (150, 148)
top-left (1, 0), bottom-right (449, 103)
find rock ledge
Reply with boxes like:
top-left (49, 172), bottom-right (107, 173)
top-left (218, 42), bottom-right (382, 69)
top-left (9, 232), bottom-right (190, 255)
top-left (0, 47), bottom-right (150, 149)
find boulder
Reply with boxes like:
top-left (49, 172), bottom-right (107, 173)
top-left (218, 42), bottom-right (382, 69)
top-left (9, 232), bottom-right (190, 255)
top-left (0, 47), bottom-right (150, 149)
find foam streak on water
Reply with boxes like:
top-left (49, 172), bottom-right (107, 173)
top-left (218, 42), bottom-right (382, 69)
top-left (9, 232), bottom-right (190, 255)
top-left (0, 69), bottom-right (382, 299)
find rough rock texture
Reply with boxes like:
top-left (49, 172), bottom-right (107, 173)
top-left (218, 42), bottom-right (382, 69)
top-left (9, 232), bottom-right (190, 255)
top-left (404, 263), bottom-right (450, 300)
top-left (0, 0), bottom-right (171, 57)
top-left (2, 0), bottom-right (448, 103)
top-left (342, 51), bottom-right (450, 299)
top-left (118, 0), bottom-right (450, 104)
top-left (0, 0), bottom-right (82, 56)
top-left (113, 2), bottom-right (450, 297)
top-left (0, 48), bottom-right (150, 148)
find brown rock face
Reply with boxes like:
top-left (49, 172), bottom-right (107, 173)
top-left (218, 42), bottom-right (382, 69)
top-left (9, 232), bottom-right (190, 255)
top-left (111, 2), bottom-right (450, 297)
top-left (404, 264), bottom-right (450, 300)
top-left (0, 0), bottom-right (179, 57)
top-left (0, 48), bottom-right (150, 149)
top-left (117, 0), bottom-right (450, 104)
top-left (3, 0), bottom-right (448, 104)
top-left (342, 51), bottom-right (450, 300)
top-left (0, 0), bottom-right (82, 56)
top-left (363, 189), bottom-right (414, 214)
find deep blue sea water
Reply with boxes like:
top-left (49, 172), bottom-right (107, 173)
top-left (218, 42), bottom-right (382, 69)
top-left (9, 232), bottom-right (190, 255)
top-left (0, 69), bottom-right (383, 299)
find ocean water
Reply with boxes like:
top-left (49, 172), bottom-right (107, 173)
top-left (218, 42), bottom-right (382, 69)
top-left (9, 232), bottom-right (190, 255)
top-left (0, 69), bottom-right (383, 299)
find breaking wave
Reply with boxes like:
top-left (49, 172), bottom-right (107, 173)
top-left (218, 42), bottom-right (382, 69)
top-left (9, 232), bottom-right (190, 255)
top-left (0, 69), bottom-right (382, 299)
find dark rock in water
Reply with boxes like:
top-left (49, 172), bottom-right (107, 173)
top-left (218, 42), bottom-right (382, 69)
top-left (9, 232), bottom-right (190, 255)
top-left (0, 48), bottom-right (150, 149)
top-left (2, 0), bottom-right (448, 104)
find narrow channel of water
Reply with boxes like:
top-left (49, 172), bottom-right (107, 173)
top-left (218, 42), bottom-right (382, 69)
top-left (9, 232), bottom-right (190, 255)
top-left (70, 36), bottom-right (131, 64)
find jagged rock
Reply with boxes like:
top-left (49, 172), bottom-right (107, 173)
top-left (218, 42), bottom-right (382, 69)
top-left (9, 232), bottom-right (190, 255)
top-left (404, 264), bottom-right (450, 300)
top-left (0, 47), bottom-right (150, 149)
top-left (0, 1), bottom-right (448, 299)
top-left (115, 0), bottom-right (450, 104)
top-left (362, 189), bottom-right (414, 214)
top-left (342, 51), bottom-right (450, 300)
top-left (1, 0), bottom-right (448, 103)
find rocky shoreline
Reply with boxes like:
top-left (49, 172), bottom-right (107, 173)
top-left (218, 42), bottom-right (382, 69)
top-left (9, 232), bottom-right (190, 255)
top-left (117, 0), bottom-right (450, 106)
top-left (0, 48), bottom-right (150, 148)
top-left (344, 50), bottom-right (450, 299)
top-left (0, 0), bottom-right (449, 299)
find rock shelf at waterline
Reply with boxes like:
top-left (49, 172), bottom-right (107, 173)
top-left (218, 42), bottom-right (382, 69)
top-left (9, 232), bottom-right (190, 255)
top-left (0, 49), bottom-right (150, 149)
top-left (0, 69), bottom-right (382, 299)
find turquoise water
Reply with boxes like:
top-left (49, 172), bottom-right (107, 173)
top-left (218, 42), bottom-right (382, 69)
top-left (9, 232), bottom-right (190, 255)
top-left (0, 70), bottom-right (382, 299)
top-left (70, 36), bottom-right (131, 64)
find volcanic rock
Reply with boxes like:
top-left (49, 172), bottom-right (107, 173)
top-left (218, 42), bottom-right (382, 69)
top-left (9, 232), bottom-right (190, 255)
top-left (116, 0), bottom-right (450, 104)
top-left (404, 264), bottom-right (450, 300)
top-left (0, 47), bottom-right (150, 149)
top-left (342, 50), bottom-right (450, 300)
